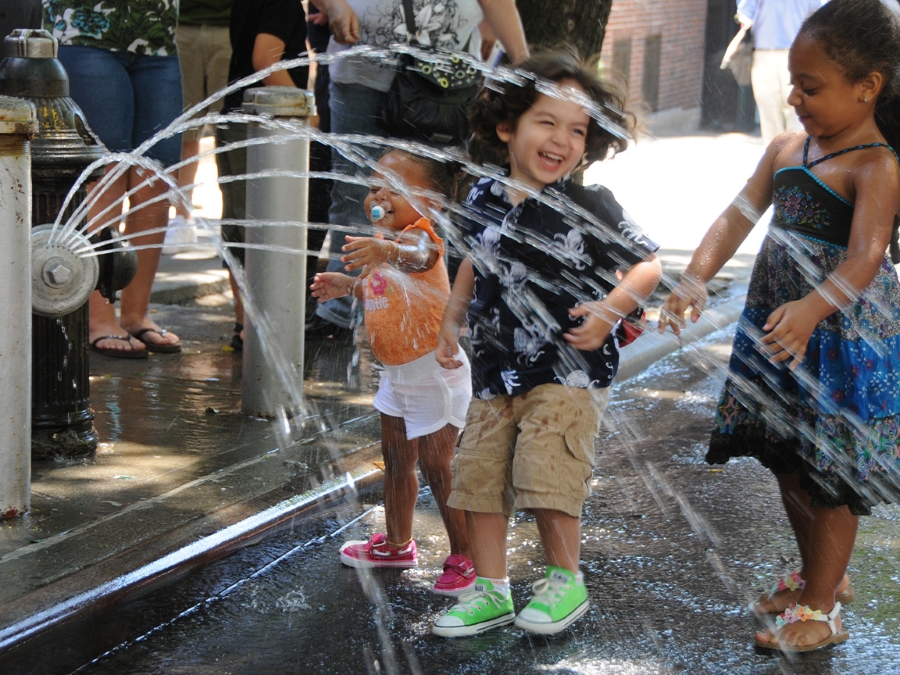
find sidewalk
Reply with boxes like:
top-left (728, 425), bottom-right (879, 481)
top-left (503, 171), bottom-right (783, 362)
top-left (0, 130), bottom-right (766, 672)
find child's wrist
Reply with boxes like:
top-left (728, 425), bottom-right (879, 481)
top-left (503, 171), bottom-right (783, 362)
top-left (817, 273), bottom-right (858, 312)
top-left (387, 240), bottom-right (402, 267)
top-left (593, 303), bottom-right (623, 325)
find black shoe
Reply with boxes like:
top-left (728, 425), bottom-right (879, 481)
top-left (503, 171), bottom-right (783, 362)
top-left (305, 315), bottom-right (353, 341)
top-left (231, 323), bottom-right (243, 351)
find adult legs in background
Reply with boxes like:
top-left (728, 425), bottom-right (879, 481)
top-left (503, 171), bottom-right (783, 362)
top-left (750, 49), bottom-right (799, 146)
top-left (312, 81), bottom-right (387, 332)
top-left (60, 46), bottom-right (183, 354)
top-left (88, 165), bottom-right (178, 351)
top-left (215, 122), bottom-right (248, 347)
top-left (172, 23), bottom-right (232, 221)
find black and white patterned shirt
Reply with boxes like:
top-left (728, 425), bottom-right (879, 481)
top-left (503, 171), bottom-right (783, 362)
top-left (460, 173), bottom-right (658, 399)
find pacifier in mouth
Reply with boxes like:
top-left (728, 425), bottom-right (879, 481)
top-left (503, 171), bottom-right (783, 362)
top-left (370, 202), bottom-right (390, 221)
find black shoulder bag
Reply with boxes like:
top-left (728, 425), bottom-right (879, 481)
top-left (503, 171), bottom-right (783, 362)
top-left (379, 0), bottom-right (482, 145)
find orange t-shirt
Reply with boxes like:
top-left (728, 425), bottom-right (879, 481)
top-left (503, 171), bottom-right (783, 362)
top-left (362, 218), bottom-right (450, 366)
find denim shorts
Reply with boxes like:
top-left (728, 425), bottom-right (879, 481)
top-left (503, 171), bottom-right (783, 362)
top-left (57, 45), bottom-right (183, 167)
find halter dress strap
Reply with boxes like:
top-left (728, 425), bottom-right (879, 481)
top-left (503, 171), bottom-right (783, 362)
top-left (803, 135), bottom-right (900, 169)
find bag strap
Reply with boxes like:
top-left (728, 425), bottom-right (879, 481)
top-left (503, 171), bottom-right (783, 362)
top-left (402, 0), bottom-right (418, 41)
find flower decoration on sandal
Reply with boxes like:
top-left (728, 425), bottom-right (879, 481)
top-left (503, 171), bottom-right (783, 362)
top-left (775, 603), bottom-right (821, 628)
top-left (775, 570), bottom-right (805, 594)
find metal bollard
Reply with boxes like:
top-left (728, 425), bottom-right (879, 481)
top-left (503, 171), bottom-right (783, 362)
top-left (0, 95), bottom-right (37, 518)
top-left (0, 29), bottom-right (113, 459)
top-left (241, 86), bottom-right (314, 418)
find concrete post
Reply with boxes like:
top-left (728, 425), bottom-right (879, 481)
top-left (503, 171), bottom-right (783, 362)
top-left (241, 86), bottom-right (315, 418)
top-left (0, 95), bottom-right (37, 518)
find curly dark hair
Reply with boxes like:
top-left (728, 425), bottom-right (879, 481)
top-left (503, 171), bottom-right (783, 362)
top-left (799, 0), bottom-right (900, 150)
top-left (467, 50), bottom-right (635, 168)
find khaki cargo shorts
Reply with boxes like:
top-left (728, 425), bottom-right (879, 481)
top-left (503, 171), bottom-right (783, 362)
top-left (447, 383), bottom-right (609, 518)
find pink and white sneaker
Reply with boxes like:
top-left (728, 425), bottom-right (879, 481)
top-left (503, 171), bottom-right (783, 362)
top-left (339, 533), bottom-right (418, 568)
top-left (432, 554), bottom-right (476, 596)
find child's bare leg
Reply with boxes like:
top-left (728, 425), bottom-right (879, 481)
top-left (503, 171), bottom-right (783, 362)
top-left (533, 508), bottom-right (581, 573)
top-left (754, 471), bottom-right (852, 613)
top-left (466, 510), bottom-right (509, 579)
top-left (381, 414), bottom-right (419, 546)
top-left (417, 424), bottom-right (470, 557)
top-left (757, 478), bottom-right (857, 649)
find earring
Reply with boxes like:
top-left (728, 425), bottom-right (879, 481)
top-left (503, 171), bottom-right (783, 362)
top-left (864, 96), bottom-right (870, 104)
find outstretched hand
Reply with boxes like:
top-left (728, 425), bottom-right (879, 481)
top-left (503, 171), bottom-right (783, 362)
top-left (659, 275), bottom-right (708, 335)
top-left (759, 299), bottom-right (817, 370)
top-left (341, 234), bottom-right (394, 278)
top-left (310, 272), bottom-right (353, 302)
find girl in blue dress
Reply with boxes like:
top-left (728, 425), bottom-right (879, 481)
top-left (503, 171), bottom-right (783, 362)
top-left (660, 0), bottom-right (900, 653)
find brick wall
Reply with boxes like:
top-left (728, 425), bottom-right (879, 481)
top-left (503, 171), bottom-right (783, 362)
top-left (600, 0), bottom-right (707, 114)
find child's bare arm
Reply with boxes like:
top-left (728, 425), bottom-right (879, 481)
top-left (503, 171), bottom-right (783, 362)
top-left (341, 230), bottom-right (439, 278)
top-left (310, 272), bottom-right (361, 302)
top-left (760, 153), bottom-right (900, 370)
top-left (436, 258), bottom-right (475, 369)
top-left (659, 142), bottom-right (778, 334)
top-left (565, 254), bottom-right (662, 351)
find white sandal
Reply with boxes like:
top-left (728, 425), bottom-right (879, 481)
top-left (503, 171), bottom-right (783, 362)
top-left (756, 601), bottom-right (849, 652)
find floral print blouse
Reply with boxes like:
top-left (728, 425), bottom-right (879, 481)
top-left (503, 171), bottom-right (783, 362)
top-left (43, 0), bottom-right (177, 56)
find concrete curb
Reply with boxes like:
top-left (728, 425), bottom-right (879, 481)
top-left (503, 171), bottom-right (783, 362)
top-left (0, 459), bottom-right (385, 671)
top-left (616, 295), bottom-right (746, 382)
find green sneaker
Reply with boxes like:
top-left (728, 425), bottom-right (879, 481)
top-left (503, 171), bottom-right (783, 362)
top-left (432, 578), bottom-right (515, 637)
top-left (513, 567), bottom-right (589, 635)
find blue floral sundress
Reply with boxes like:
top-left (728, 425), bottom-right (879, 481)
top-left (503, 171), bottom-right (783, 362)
top-left (707, 137), bottom-right (900, 515)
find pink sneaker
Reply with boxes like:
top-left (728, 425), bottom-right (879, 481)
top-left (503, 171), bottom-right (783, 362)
top-left (339, 533), bottom-right (418, 568)
top-left (432, 554), bottom-right (476, 596)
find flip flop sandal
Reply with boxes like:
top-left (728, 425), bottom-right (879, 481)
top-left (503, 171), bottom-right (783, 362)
top-left (89, 335), bottom-right (148, 360)
top-left (131, 328), bottom-right (182, 354)
top-left (755, 602), bottom-right (849, 652)
top-left (749, 570), bottom-right (855, 615)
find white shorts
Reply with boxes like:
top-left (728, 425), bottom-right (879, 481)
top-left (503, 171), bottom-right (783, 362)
top-left (373, 349), bottom-right (472, 440)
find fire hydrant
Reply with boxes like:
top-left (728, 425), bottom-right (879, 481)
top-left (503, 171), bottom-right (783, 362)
top-left (0, 29), bottom-right (136, 459)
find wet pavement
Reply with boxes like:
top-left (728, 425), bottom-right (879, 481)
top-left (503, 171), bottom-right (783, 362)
top-left (60, 327), bottom-right (900, 675)
top-left (4, 129), bottom-right (899, 673)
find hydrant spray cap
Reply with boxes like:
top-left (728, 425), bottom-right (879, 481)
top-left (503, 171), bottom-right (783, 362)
top-left (5, 29), bottom-right (57, 59)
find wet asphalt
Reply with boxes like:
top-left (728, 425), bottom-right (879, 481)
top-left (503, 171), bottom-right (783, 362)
top-left (68, 325), bottom-right (900, 675)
